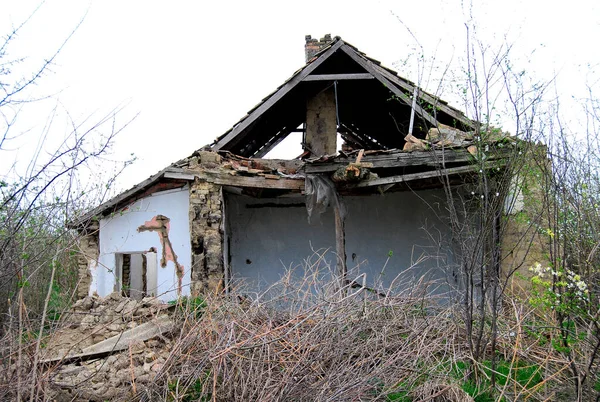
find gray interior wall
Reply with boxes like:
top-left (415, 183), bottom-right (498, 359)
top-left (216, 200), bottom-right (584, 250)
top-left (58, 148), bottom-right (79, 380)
top-left (129, 253), bottom-right (145, 300)
top-left (226, 189), bottom-right (457, 294)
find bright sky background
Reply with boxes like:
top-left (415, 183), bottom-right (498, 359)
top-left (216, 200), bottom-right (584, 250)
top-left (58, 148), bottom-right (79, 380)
top-left (2, 0), bottom-right (600, 193)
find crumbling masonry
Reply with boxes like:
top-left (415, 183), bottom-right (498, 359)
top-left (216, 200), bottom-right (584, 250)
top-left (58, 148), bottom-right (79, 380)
top-left (76, 223), bottom-right (99, 299)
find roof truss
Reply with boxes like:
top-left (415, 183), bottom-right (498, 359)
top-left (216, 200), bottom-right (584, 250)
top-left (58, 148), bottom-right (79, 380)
top-left (211, 38), bottom-right (474, 156)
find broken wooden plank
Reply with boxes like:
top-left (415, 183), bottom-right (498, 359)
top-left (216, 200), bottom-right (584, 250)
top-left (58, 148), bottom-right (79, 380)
top-left (163, 170), bottom-right (196, 181)
top-left (41, 315), bottom-right (174, 366)
top-left (82, 315), bottom-right (173, 355)
top-left (355, 149), bottom-right (365, 164)
top-left (164, 168), bottom-right (305, 191)
top-left (303, 73), bottom-right (374, 81)
top-left (349, 163), bottom-right (505, 188)
top-left (213, 174), bottom-right (303, 190)
top-left (304, 148), bottom-right (513, 173)
top-left (304, 149), bottom-right (471, 173)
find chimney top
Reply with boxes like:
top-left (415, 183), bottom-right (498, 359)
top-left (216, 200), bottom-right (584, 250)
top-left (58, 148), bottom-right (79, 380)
top-left (305, 34), bottom-right (334, 63)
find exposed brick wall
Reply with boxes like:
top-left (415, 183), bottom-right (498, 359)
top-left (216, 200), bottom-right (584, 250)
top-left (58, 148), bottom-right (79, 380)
top-left (76, 224), bottom-right (99, 299)
top-left (305, 34), bottom-right (333, 63)
top-left (188, 152), bottom-right (225, 296)
top-left (121, 254), bottom-right (131, 297)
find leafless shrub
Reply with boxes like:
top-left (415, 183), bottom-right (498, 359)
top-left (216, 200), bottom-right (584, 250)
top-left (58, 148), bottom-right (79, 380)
top-left (0, 6), bottom-right (135, 401)
top-left (411, 382), bottom-right (473, 402)
top-left (135, 253), bottom-right (570, 402)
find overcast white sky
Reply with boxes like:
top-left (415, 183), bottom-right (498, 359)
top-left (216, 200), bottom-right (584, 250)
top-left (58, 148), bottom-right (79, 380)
top-left (2, 0), bottom-right (600, 192)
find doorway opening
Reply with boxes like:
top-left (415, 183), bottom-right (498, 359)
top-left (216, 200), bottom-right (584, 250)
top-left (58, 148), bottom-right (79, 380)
top-left (115, 251), bottom-right (157, 300)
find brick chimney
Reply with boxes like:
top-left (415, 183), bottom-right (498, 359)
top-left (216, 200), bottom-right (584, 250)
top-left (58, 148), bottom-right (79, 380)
top-left (305, 34), bottom-right (333, 63)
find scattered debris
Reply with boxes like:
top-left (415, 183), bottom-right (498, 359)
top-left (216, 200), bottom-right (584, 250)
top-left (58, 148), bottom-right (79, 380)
top-left (426, 123), bottom-right (474, 147)
top-left (42, 293), bottom-right (178, 401)
top-left (331, 163), bottom-right (373, 182)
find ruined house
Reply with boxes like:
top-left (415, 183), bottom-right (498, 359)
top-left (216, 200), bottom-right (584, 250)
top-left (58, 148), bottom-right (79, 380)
top-left (72, 35), bottom-right (516, 302)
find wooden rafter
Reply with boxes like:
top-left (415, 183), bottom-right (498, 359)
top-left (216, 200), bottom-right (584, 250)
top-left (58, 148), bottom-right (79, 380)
top-left (368, 62), bottom-right (474, 129)
top-left (252, 125), bottom-right (296, 158)
top-left (213, 40), bottom-right (345, 151)
top-left (303, 73), bottom-right (374, 81)
top-left (339, 45), bottom-right (439, 127)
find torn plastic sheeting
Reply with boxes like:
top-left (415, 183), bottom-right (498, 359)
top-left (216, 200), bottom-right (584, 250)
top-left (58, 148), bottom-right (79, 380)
top-left (305, 174), bottom-right (346, 224)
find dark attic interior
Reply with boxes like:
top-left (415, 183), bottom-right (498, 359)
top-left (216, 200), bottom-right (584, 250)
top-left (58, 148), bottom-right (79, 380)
top-left (73, 34), bottom-right (515, 300)
top-left (212, 34), bottom-right (476, 159)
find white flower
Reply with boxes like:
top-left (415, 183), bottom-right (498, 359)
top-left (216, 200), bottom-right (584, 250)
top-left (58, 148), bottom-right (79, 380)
top-left (529, 263), bottom-right (547, 277)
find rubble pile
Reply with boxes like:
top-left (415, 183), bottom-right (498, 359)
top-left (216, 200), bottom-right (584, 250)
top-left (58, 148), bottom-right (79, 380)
top-left (403, 123), bottom-right (512, 152)
top-left (45, 293), bottom-right (177, 401)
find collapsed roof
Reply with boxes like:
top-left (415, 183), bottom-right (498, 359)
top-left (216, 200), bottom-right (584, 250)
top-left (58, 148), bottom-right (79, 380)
top-left (72, 35), bottom-right (514, 227)
top-left (211, 36), bottom-right (474, 157)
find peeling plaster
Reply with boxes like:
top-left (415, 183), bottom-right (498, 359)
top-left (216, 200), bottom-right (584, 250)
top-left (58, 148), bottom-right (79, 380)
top-left (137, 215), bottom-right (185, 294)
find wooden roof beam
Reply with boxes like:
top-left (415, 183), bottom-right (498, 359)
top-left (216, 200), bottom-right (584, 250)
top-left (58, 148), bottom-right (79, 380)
top-left (252, 125), bottom-right (296, 158)
top-left (348, 162), bottom-right (505, 188)
top-left (303, 73), bottom-right (374, 81)
top-left (164, 168), bottom-right (305, 191)
top-left (304, 147), bottom-right (512, 174)
top-left (369, 62), bottom-right (474, 129)
top-left (213, 40), bottom-right (346, 151)
top-left (339, 45), bottom-right (438, 128)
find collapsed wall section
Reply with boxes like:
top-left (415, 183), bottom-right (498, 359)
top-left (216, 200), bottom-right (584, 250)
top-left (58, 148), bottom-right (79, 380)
top-left (76, 223), bottom-right (99, 299)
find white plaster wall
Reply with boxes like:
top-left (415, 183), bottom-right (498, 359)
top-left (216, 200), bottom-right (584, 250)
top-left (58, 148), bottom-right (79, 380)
top-left (227, 190), bottom-right (457, 295)
top-left (95, 187), bottom-right (191, 301)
